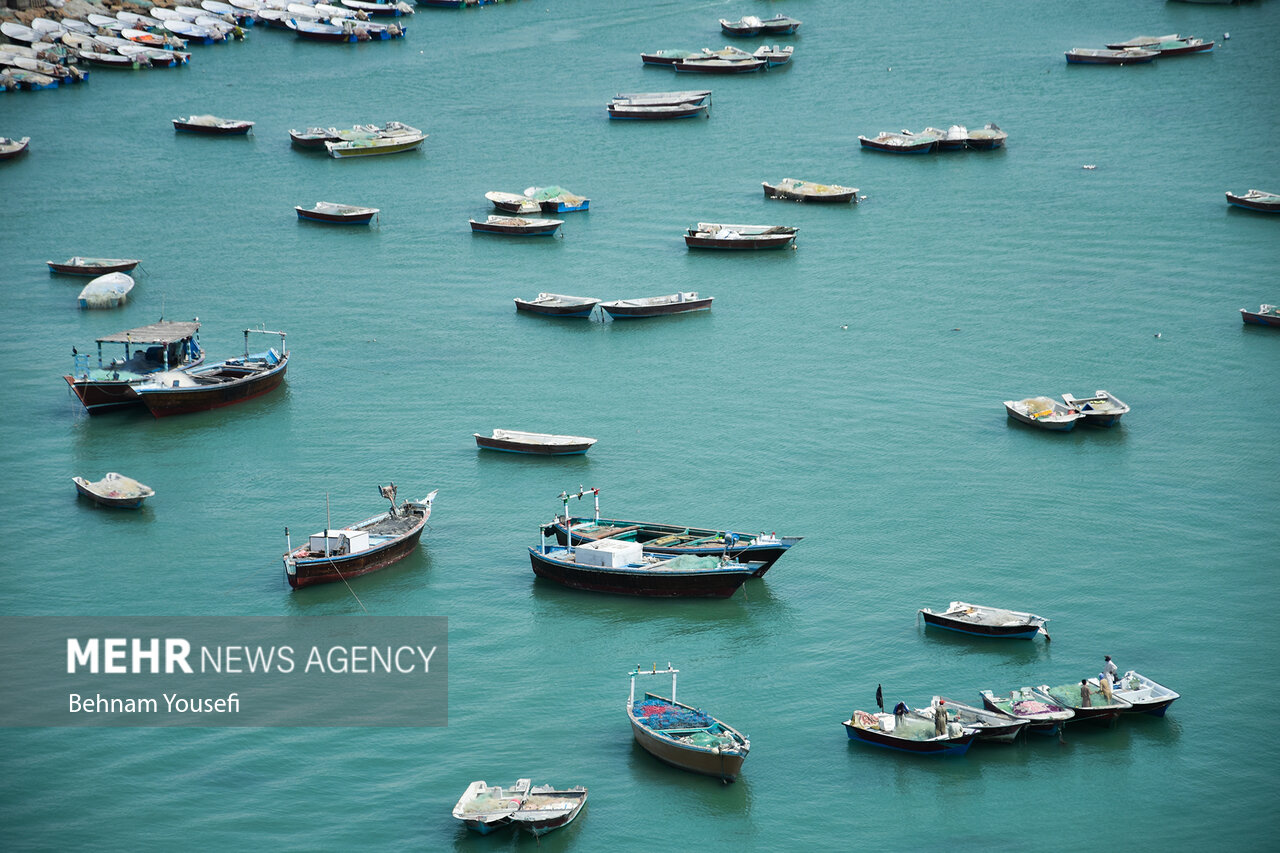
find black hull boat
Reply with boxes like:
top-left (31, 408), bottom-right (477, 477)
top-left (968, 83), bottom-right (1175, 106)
top-left (528, 543), bottom-right (754, 598)
top-left (919, 601), bottom-right (1050, 640)
top-left (129, 328), bottom-right (288, 418)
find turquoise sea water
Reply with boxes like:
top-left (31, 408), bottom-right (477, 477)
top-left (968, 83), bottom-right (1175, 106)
top-left (2, 0), bottom-right (1279, 849)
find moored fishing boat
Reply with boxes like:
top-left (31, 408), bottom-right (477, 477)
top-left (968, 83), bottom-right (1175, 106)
top-left (295, 201), bottom-right (380, 224)
top-left (684, 222), bottom-right (797, 249)
top-left (1061, 390), bottom-right (1129, 426)
top-left (290, 127), bottom-right (342, 148)
top-left (858, 129), bottom-right (943, 154)
top-left (341, 0), bottom-right (414, 16)
top-left (1093, 671), bottom-right (1180, 716)
top-left (938, 125), bottom-right (968, 151)
top-left (72, 472), bottom-right (155, 509)
top-left (324, 123), bottom-right (424, 157)
top-left (508, 784), bottom-right (587, 836)
top-left (762, 178), bottom-right (857, 203)
top-left (485, 191), bottom-right (540, 214)
top-left (966, 122), bottom-right (1008, 149)
top-left (283, 485), bottom-right (437, 589)
top-left (979, 687), bottom-right (1075, 734)
top-left (640, 48), bottom-right (702, 66)
top-left (474, 429), bottom-right (597, 455)
top-left (64, 320), bottom-right (204, 413)
top-left (523, 186), bottom-right (589, 213)
top-left (599, 292), bottom-right (713, 319)
top-left (607, 98), bottom-right (709, 120)
top-left (1240, 304), bottom-right (1280, 327)
top-left (1003, 396), bottom-right (1084, 430)
top-left (48, 257), bottom-right (140, 276)
top-left (77, 273), bottom-right (134, 309)
top-left (0, 136), bottom-right (30, 160)
top-left (452, 779), bottom-right (529, 835)
top-left (173, 115), bottom-right (254, 135)
top-left (1225, 189), bottom-right (1280, 213)
top-left (1065, 48), bottom-right (1157, 65)
top-left (1106, 34), bottom-right (1213, 56)
top-left (929, 697), bottom-right (1029, 743)
top-left (628, 665), bottom-right (749, 781)
top-left (843, 706), bottom-right (978, 756)
top-left (543, 487), bottom-right (801, 575)
top-left (130, 328), bottom-right (288, 417)
top-left (673, 56), bottom-right (765, 74)
top-left (513, 293), bottom-right (600, 318)
top-left (612, 89), bottom-right (711, 106)
top-left (919, 601), bottom-right (1051, 640)
top-left (719, 14), bottom-right (801, 37)
top-left (77, 50), bottom-right (140, 70)
top-left (529, 539), bottom-right (756, 598)
top-left (1036, 681), bottom-right (1132, 726)
top-left (753, 44), bottom-right (794, 67)
top-left (469, 215), bottom-right (563, 236)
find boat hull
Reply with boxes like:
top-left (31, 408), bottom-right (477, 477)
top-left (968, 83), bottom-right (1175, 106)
top-left (285, 512), bottom-right (426, 589)
top-left (762, 182), bottom-right (856, 203)
top-left (528, 547), bottom-right (752, 598)
top-left (858, 137), bottom-right (936, 154)
top-left (1004, 405), bottom-right (1078, 430)
top-left (475, 435), bottom-right (594, 455)
top-left (48, 259), bottom-right (139, 275)
top-left (514, 299), bottom-right (598, 318)
top-left (547, 518), bottom-right (799, 576)
top-left (73, 479), bottom-right (151, 509)
top-left (173, 121), bottom-right (252, 135)
top-left (920, 611), bottom-right (1043, 639)
top-left (1225, 192), bottom-right (1280, 213)
top-left (684, 233), bottom-right (795, 250)
top-left (470, 220), bottom-right (561, 236)
top-left (1241, 309), bottom-right (1280, 327)
top-left (295, 207), bottom-right (376, 224)
top-left (628, 711), bottom-right (746, 781)
top-left (601, 298), bottom-right (712, 318)
top-left (608, 103), bottom-right (708, 120)
top-left (132, 356), bottom-right (288, 418)
top-left (673, 59), bottom-right (765, 74)
top-left (326, 138), bottom-right (424, 158)
top-left (843, 722), bottom-right (976, 756)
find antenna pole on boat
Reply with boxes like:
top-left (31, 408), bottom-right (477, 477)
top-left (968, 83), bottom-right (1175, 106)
top-left (285, 526), bottom-right (292, 560)
top-left (670, 663), bottom-right (677, 703)
top-left (325, 493), bottom-right (331, 558)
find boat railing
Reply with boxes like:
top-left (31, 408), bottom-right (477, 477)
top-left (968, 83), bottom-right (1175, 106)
top-left (629, 663), bottom-right (678, 707)
top-left (243, 327), bottom-right (287, 358)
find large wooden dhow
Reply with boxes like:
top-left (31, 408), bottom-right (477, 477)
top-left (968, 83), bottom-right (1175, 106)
top-left (628, 665), bottom-right (749, 781)
top-left (64, 320), bottom-right (204, 413)
top-left (284, 485), bottom-right (437, 589)
top-left (129, 328), bottom-right (287, 417)
top-left (543, 487), bottom-right (801, 575)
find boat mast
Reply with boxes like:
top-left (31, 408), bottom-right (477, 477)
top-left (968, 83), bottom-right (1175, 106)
top-left (325, 492), bottom-right (331, 558)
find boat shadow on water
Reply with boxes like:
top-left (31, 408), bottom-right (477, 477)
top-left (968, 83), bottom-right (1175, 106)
top-left (281, 548), bottom-right (433, 608)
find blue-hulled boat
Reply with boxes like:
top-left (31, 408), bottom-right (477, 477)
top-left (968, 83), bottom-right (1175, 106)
top-left (919, 601), bottom-right (1050, 640)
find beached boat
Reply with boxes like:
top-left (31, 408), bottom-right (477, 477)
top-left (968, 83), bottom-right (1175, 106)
top-left (1241, 304), bottom-right (1280, 327)
top-left (762, 178), bottom-right (857, 203)
top-left (115, 43), bottom-right (182, 68)
top-left (613, 90), bottom-right (711, 106)
top-left (77, 50), bottom-right (140, 70)
top-left (65, 320), bottom-right (204, 413)
top-left (325, 123), bottom-right (424, 157)
top-left (1061, 390), bottom-right (1129, 427)
top-left (77, 273), bottom-right (134, 309)
top-left (162, 19), bottom-right (223, 44)
top-left (48, 257), bottom-right (139, 276)
top-left (1106, 35), bottom-right (1213, 56)
top-left (341, 0), bottom-right (413, 15)
top-left (283, 485), bottom-right (436, 589)
top-left (173, 115), bottom-right (254, 135)
top-left (1065, 48), bottom-right (1157, 65)
top-left (858, 129), bottom-right (942, 154)
top-left (122, 28), bottom-right (184, 50)
top-left (719, 15), bottom-right (801, 37)
top-left (0, 136), bottom-right (30, 161)
top-left (928, 697), bottom-right (1029, 743)
top-left (72, 472), bottom-right (155, 509)
top-left (843, 707), bottom-right (978, 756)
top-left (0, 22), bottom-right (42, 46)
top-left (523, 186), bottom-right (589, 213)
top-left (130, 328), bottom-right (288, 417)
top-left (754, 45), bottom-right (794, 67)
top-left (628, 665), bottom-right (749, 781)
top-left (295, 201), bottom-right (379, 224)
top-left (966, 122), bottom-right (1008, 150)
top-left (3, 69), bottom-right (59, 90)
top-left (674, 56), bottom-right (765, 74)
top-left (919, 601), bottom-right (1050, 640)
top-left (1225, 189), bottom-right (1280, 213)
top-left (1003, 396), bottom-right (1084, 431)
top-left (543, 488), bottom-right (801, 575)
top-left (469, 215), bottom-right (563, 236)
top-left (979, 688), bottom-right (1075, 734)
top-left (1094, 671), bottom-right (1180, 717)
top-left (600, 292), bottom-right (713, 319)
top-left (452, 779), bottom-right (586, 836)
top-left (485, 191), bottom-right (540, 214)
top-left (607, 100), bottom-right (709, 120)
top-left (1036, 681), bottom-right (1132, 726)
top-left (684, 222), bottom-right (797, 249)
top-left (288, 19), bottom-right (360, 42)
top-left (513, 293), bottom-right (599, 318)
top-left (474, 429), bottom-right (597, 455)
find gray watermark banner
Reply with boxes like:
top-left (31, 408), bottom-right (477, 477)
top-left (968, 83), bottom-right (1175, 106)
top-left (0, 615), bottom-right (448, 727)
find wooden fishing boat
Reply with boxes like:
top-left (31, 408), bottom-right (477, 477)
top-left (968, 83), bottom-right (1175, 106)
top-left (295, 201), bottom-right (380, 225)
top-left (325, 124), bottom-right (424, 157)
top-left (513, 293), bottom-right (600, 318)
top-left (607, 100), bottom-right (709, 120)
top-left (0, 22), bottom-right (42, 46)
top-left (1106, 35), bottom-right (1213, 56)
top-left (116, 44), bottom-right (182, 68)
top-left (612, 89), bottom-right (710, 106)
top-left (283, 485), bottom-right (437, 589)
top-left (640, 49), bottom-right (702, 66)
top-left (719, 15), bottom-right (801, 37)
top-left (628, 665), bottom-right (749, 781)
top-left (673, 56), bottom-right (765, 74)
top-left (173, 115), bottom-right (254, 135)
top-left (162, 20), bottom-right (223, 44)
top-left (452, 779), bottom-right (529, 835)
top-left (919, 601), bottom-right (1050, 640)
top-left (1240, 304), bottom-right (1280, 327)
top-left (130, 328), bottom-right (288, 417)
top-left (1225, 189), bottom-right (1280, 213)
top-left (1064, 48), bottom-right (1157, 65)
top-left (1061, 390), bottom-right (1129, 427)
top-left (65, 320), bottom-right (204, 413)
top-left (936, 125), bottom-right (969, 151)
top-left (523, 186), bottom-right (589, 213)
top-left (77, 50), bottom-right (140, 70)
top-left (858, 129), bottom-right (942, 154)
top-left (474, 429), bottom-right (597, 455)
top-left (599, 292), bottom-right (712, 319)
top-left (529, 537), bottom-right (756, 598)
top-left (469, 215), bottom-right (563, 236)
top-left (843, 708), bottom-right (978, 756)
top-left (684, 222), bottom-right (797, 249)
top-left (1003, 396), bottom-right (1084, 430)
top-left (753, 44), bottom-right (794, 67)
top-left (543, 487), bottom-right (802, 575)
top-left (0, 136), bottom-right (30, 161)
top-left (966, 122), bottom-right (1008, 150)
top-left (288, 19), bottom-right (361, 42)
top-left (78, 273), bottom-right (134, 309)
top-left (929, 697), bottom-right (1029, 743)
top-left (762, 178), bottom-right (857, 203)
top-left (289, 127), bottom-right (342, 148)
top-left (1036, 681), bottom-right (1132, 726)
top-left (485, 191), bottom-right (540, 214)
top-left (979, 688), bottom-right (1075, 734)
top-left (508, 784), bottom-right (587, 836)
top-left (72, 472), bottom-right (155, 509)
top-left (48, 257), bottom-right (139, 276)
top-left (1093, 671), bottom-right (1180, 717)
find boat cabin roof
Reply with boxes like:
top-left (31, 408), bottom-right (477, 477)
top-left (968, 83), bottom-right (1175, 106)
top-left (98, 321), bottom-right (201, 344)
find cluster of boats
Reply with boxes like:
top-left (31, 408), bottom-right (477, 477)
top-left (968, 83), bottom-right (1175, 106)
top-left (640, 43), bottom-right (793, 73)
top-left (485, 186), bottom-right (589, 214)
top-left (289, 121), bottom-right (426, 157)
top-left (1065, 33), bottom-right (1214, 65)
top-left (859, 123), bottom-right (1007, 154)
top-left (1004, 390), bottom-right (1129, 431)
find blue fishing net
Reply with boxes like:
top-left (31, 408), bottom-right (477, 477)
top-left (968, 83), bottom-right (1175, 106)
top-left (633, 699), bottom-right (714, 730)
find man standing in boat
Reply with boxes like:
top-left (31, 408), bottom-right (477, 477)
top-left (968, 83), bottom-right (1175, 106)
top-left (934, 700), bottom-right (948, 737)
top-left (1102, 655), bottom-right (1118, 685)
top-left (1079, 679), bottom-right (1092, 707)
